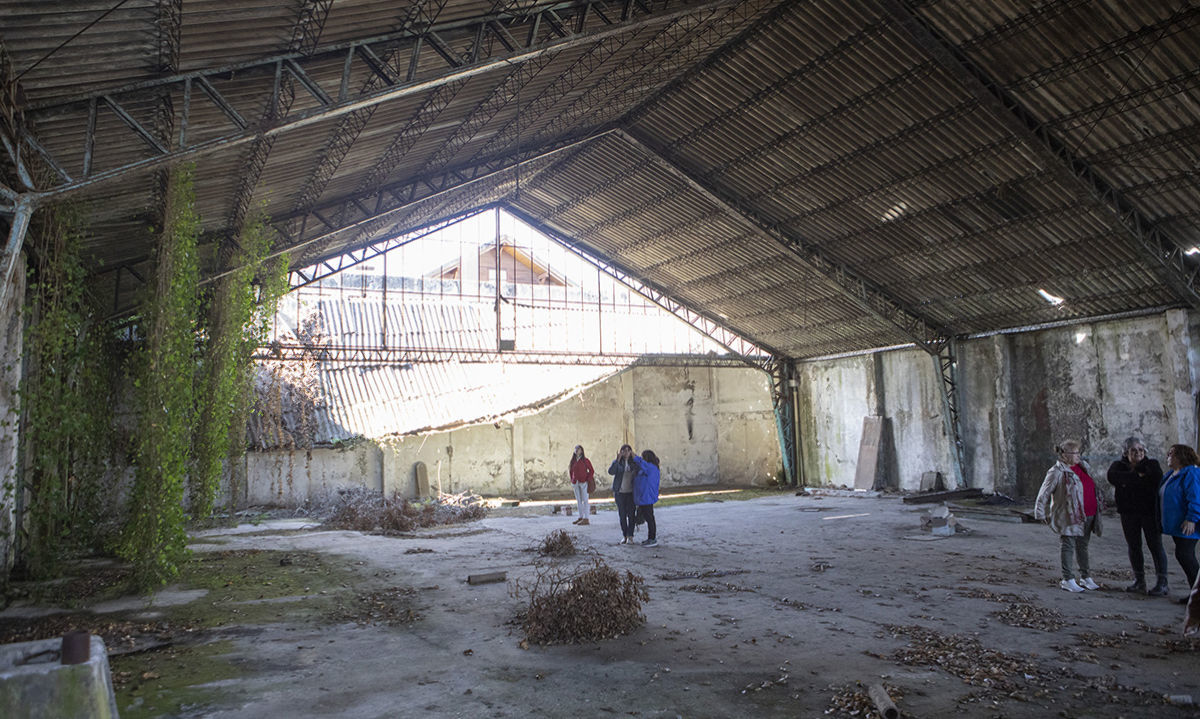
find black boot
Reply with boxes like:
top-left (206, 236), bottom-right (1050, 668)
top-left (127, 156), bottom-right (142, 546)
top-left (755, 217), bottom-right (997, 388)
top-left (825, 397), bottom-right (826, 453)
top-left (1148, 575), bottom-right (1169, 596)
top-left (1125, 574), bottom-right (1146, 593)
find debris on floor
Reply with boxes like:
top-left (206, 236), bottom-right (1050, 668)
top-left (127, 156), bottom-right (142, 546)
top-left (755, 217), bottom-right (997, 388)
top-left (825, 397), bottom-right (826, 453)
top-left (919, 504), bottom-right (969, 536)
top-left (514, 559), bottom-right (647, 644)
top-left (537, 529), bottom-right (577, 557)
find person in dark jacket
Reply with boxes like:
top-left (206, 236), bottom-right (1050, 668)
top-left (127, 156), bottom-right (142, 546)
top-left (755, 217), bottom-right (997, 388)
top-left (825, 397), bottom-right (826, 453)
top-left (608, 444), bottom-right (638, 545)
top-left (631, 450), bottom-right (662, 548)
top-left (1162, 444), bottom-right (1200, 603)
top-left (1106, 437), bottom-right (1168, 595)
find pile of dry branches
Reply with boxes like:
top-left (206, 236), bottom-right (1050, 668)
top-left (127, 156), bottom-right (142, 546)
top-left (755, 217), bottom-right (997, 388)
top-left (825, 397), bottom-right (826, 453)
top-left (322, 488), bottom-right (486, 533)
top-left (515, 558), bottom-right (648, 644)
top-left (538, 529), bottom-right (577, 557)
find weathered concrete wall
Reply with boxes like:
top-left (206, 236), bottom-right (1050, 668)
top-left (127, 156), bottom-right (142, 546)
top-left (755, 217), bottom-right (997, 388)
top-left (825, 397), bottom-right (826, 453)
top-left (0, 254), bottom-right (24, 581)
top-left (239, 443), bottom-right (384, 506)
top-left (796, 310), bottom-right (1200, 496)
top-left (239, 365), bottom-right (780, 504)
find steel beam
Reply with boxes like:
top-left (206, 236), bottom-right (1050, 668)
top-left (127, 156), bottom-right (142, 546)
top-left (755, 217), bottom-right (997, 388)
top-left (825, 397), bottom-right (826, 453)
top-left (527, 0), bottom-right (772, 152)
top-left (12, 0), bottom-right (739, 204)
top-left (881, 0), bottom-right (1200, 309)
top-left (504, 203), bottom-right (775, 368)
top-left (287, 0), bottom-right (451, 232)
top-left (254, 343), bottom-right (766, 368)
top-left (618, 129), bottom-right (952, 355)
top-left (0, 194), bottom-right (32, 308)
top-left (935, 340), bottom-right (966, 488)
top-left (287, 209), bottom-right (487, 289)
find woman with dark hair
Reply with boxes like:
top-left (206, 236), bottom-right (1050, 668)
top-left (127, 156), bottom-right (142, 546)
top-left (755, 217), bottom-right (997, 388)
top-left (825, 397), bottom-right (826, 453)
top-left (1107, 437), bottom-right (1168, 595)
top-left (608, 444), bottom-right (638, 544)
top-left (631, 449), bottom-right (661, 548)
top-left (568, 445), bottom-right (594, 526)
top-left (1161, 443), bottom-right (1200, 602)
top-left (1035, 439), bottom-right (1104, 592)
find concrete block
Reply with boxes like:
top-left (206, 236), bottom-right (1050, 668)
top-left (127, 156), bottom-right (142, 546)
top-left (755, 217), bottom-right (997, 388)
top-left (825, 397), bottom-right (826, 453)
top-left (0, 634), bottom-right (119, 718)
top-left (931, 524), bottom-right (954, 537)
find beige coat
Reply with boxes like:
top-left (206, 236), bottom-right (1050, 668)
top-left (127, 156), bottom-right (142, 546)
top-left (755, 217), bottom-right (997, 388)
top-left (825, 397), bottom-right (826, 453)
top-left (1034, 460), bottom-right (1104, 537)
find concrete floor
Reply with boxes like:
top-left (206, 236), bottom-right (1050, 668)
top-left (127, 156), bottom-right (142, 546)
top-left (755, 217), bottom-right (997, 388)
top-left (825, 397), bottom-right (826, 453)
top-left (134, 494), bottom-right (1200, 716)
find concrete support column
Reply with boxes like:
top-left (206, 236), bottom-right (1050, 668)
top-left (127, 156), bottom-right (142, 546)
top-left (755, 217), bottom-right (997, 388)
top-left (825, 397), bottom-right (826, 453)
top-left (0, 250), bottom-right (24, 578)
top-left (1164, 309), bottom-right (1197, 446)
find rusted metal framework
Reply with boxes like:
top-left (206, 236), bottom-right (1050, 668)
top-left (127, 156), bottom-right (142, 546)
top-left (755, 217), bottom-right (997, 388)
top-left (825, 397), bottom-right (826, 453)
top-left (254, 343), bottom-right (758, 368)
top-left (7, 0), bottom-right (1200, 485)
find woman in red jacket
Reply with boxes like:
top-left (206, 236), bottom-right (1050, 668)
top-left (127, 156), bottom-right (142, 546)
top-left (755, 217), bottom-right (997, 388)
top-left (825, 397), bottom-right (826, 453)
top-left (569, 445), bottom-right (595, 526)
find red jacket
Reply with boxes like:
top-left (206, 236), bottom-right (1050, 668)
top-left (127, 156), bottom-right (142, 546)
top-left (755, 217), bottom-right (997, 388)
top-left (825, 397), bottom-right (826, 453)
top-left (570, 458), bottom-right (594, 485)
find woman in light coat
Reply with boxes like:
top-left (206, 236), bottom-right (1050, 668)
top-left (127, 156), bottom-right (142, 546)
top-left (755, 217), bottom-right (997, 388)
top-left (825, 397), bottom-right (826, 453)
top-left (1035, 439), bottom-right (1104, 592)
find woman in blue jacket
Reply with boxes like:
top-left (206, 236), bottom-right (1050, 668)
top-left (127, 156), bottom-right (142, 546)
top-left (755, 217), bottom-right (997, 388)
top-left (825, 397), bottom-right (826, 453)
top-left (631, 450), bottom-right (661, 548)
top-left (1161, 443), bottom-right (1200, 603)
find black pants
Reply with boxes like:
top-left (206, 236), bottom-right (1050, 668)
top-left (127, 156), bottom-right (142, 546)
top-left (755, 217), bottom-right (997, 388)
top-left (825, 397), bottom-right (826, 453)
top-left (1173, 536), bottom-right (1200, 589)
top-left (615, 492), bottom-right (636, 538)
top-left (1119, 512), bottom-right (1168, 578)
top-left (637, 504), bottom-right (656, 540)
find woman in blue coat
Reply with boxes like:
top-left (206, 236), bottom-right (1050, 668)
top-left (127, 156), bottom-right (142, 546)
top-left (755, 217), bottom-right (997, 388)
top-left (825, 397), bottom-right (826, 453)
top-left (631, 450), bottom-right (661, 548)
top-left (1161, 444), bottom-right (1200, 603)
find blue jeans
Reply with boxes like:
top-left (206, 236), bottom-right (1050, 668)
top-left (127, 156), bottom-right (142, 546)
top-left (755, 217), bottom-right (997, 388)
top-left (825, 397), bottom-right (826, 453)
top-left (615, 492), bottom-right (636, 538)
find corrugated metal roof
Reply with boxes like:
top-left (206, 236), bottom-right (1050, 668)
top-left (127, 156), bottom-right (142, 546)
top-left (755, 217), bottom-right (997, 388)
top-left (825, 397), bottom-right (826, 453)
top-left (251, 294), bottom-right (619, 446)
top-left (4, 0), bottom-right (1200, 361)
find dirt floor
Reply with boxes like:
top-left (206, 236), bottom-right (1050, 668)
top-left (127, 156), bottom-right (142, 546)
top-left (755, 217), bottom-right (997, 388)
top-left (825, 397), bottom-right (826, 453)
top-left (4, 490), bottom-right (1200, 718)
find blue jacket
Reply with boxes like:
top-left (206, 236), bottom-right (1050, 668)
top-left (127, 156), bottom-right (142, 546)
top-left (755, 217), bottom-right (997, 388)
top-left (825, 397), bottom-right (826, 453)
top-left (608, 457), bottom-right (636, 495)
top-left (1161, 465), bottom-right (1200, 539)
top-left (631, 456), bottom-right (660, 506)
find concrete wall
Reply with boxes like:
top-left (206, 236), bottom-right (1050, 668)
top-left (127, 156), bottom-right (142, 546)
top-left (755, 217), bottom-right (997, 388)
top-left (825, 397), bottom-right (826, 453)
top-left (796, 309), bottom-right (1200, 496)
top-left (237, 365), bottom-right (781, 505)
top-left (0, 255), bottom-right (23, 580)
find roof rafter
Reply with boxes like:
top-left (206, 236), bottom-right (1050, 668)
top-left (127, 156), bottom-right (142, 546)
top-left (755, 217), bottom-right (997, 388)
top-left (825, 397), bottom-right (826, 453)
top-left (880, 0), bottom-right (1200, 309)
top-left (12, 0), bottom-right (738, 206)
top-left (503, 203), bottom-right (776, 367)
top-left (617, 129), bottom-right (952, 355)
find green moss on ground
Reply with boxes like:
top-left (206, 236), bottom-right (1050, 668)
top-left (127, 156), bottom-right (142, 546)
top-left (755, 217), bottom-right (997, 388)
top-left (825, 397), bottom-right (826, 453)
top-left (111, 640), bottom-right (239, 719)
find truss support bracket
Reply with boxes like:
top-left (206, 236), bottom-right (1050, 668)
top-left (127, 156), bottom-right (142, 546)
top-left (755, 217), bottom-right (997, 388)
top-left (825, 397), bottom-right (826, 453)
top-left (935, 339), bottom-right (967, 489)
top-left (0, 194), bottom-right (34, 309)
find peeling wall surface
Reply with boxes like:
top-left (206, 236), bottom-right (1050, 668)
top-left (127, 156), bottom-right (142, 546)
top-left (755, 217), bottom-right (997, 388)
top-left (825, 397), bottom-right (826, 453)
top-left (241, 444), bottom-right (384, 506)
top-left (238, 366), bottom-right (780, 504)
top-left (798, 310), bottom-right (1200, 496)
top-left (0, 257), bottom-right (23, 578)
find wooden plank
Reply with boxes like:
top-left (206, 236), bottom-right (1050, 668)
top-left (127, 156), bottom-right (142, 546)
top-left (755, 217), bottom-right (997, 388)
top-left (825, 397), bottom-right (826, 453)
top-left (467, 571), bottom-right (506, 585)
top-left (901, 488), bottom-right (984, 505)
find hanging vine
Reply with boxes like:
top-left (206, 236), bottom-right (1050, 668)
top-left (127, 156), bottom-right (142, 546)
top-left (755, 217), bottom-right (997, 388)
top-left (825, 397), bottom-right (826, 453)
top-left (191, 208), bottom-right (288, 518)
top-left (18, 205), bottom-right (118, 578)
top-left (119, 164), bottom-right (201, 589)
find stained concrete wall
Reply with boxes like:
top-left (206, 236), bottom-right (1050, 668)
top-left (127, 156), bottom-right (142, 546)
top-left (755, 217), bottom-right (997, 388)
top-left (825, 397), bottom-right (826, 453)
top-left (237, 365), bottom-right (780, 505)
top-left (796, 309), bottom-right (1200, 497)
top-left (0, 255), bottom-right (24, 580)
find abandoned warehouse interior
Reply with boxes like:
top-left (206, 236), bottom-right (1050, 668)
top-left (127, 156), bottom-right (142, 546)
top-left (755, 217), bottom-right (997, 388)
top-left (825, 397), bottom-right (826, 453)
top-left (3, 0), bottom-right (1200, 717)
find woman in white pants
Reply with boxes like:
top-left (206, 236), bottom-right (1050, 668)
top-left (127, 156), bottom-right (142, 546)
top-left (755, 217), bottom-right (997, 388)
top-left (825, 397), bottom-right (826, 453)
top-left (569, 445), bottom-right (595, 525)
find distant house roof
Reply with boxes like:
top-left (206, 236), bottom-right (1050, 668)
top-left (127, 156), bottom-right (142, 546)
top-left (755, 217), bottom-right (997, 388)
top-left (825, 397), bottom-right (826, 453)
top-left (428, 240), bottom-right (572, 287)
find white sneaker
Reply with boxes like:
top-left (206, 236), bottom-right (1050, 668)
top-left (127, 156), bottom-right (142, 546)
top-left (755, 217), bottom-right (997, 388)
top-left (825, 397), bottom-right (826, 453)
top-left (1080, 577), bottom-right (1101, 590)
top-left (1060, 578), bottom-right (1085, 592)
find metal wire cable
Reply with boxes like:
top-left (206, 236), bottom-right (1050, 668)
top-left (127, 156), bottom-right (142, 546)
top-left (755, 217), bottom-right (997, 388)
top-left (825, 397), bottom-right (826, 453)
top-left (14, 0), bottom-right (134, 81)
